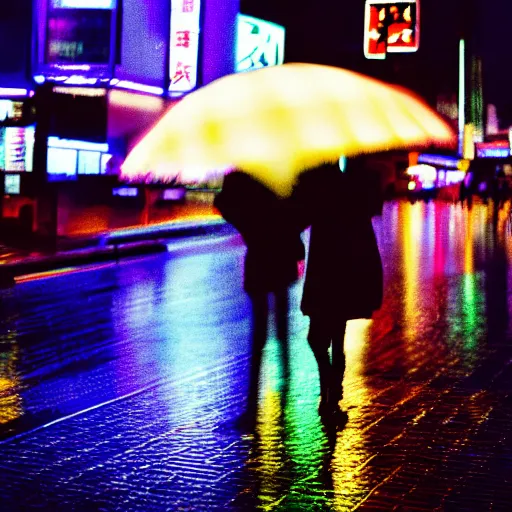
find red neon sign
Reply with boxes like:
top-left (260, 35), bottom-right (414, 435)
top-left (364, 1), bottom-right (420, 60)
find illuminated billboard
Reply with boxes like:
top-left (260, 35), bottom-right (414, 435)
top-left (169, 0), bottom-right (202, 95)
top-left (46, 8), bottom-right (112, 64)
top-left (236, 15), bottom-right (285, 72)
top-left (0, 126), bottom-right (35, 172)
top-left (364, 0), bottom-right (419, 60)
top-left (35, 0), bottom-right (118, 79)
top-left (47, 147), bottom-right (78, 180)
top-left (47, 137), bottom-right (112, 180)
top-left (0, 100), bottom-right (24, 123)
top-left (475, 142), bottom-right (511, 159)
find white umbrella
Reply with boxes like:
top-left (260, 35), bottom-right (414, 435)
top-left (121, 63), bottom-right (455, 196)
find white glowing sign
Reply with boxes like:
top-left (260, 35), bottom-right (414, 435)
top-left (445, 171), bottom-right (465, 185)
top-left (0, 100), bottom-right (14, 122)
top-left (5, 174), bottom-right (21, 195)
top-left (169, 0), bottom-right (201, 94)
top-left (406, 164), bottom-right (436, 181)
top-left (51, 0), bottom-right (115, 8)
top-left (236, 15), bottom-right (285, 72)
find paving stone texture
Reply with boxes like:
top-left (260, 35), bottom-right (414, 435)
top-left (1, 200), bottom-right (512, 511)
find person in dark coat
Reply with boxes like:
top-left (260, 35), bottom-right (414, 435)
top-left (292, 158), bottom-right (383, 421)
top-left (214, 171), bottom-right (305, 427)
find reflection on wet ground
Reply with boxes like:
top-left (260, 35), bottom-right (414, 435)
top-left (1, 199), bottom-right (512, 510)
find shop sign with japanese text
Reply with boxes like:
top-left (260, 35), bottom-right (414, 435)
top-left (169, 0), bottom-right (201, 94)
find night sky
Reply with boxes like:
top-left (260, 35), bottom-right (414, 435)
top-left (240, 0), bottom-right (512, 128)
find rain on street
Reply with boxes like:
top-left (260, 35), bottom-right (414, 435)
top-left (1, 199), bottom-right (512, 511)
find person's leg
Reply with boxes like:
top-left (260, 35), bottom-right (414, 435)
top-left (331, 320), bottom-right (347, 406)
top-left (307, 316), bottom-right (333, 414)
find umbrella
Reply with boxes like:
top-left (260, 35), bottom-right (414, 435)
top-left (121, 63), bottom-right (455, 197)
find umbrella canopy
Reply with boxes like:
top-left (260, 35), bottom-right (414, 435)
top-left (121, 63), bottom-right (456, 196)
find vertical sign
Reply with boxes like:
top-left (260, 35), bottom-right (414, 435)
top-left (364, 1), bottom-right (419, 60)
top-left (0, 129), bottom-right (5, 170)
top-left (470, 57), bottom-right (484, 143)
top-left (458, 39), bottom-right (465, 157)
top-left (3, 127), bottom-right (35, 172)
top-left (169, 0), bottom-right (201, 94)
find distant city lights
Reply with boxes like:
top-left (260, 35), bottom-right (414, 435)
top-left (113, 187), bottom-right (138, 197)
top-left (114, 81), bottom-right (165, 96)
top-left (51, 0), bottom-right (115, 9)
top-left (417, 154), bottom-right (461, 169)
top-left (0, 88), bottom-right (29, 97)
top-left (407, 164), bottom-right (437, 181)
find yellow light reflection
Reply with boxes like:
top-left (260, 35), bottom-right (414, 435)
top-left (464, 205), bottom-right (474, 275)
top-left (496, 201), bottom-right (511, 245)
top-left (332, 319), bottom-right (372, 509)
top-left (402, 201), bottom-right (423, 342)
top-left (501, 202), bottom-right (512, 258)
top-left (255, 337), bottom-right (289, 507)
top-left (0, 330), bottom-right (23, 424)
top-left (446, 203), bottom-right (485, 357)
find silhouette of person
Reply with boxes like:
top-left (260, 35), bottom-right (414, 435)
top-left (291, 158), bottom-right (383, 422)
top-left (459, 178), bottom-right (467, 204)
top-left (214, 171), bottom-right (305, 428)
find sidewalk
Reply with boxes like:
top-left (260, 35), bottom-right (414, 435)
top-left (0, 215), bottom-right (234, 287)
top-left (2, 199), bottom-right (512, 510)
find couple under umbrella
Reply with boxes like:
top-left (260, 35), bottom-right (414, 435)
top-left (214, 157), bottom-right (384, 425)
top-left (120, 62), bottom-right (454, 426)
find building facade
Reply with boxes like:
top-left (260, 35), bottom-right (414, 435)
top-left (0, 0), bottom-right (241, 240)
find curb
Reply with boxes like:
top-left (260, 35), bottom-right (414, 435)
top-left (0, 220), bottom-right (234, 288)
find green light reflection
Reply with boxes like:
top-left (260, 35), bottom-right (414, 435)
top-left (253, 319), bottom-right (374, 510)
top-left (254, 328), bottom-right (333, 510)
top-left (462, 273), bottom-right (479, 351)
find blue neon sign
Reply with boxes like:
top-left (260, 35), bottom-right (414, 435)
top-left (417, 154), bottom-right (460, 169)
top-left (476, 148), bottom-right (510, 159)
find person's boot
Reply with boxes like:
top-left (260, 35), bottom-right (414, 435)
top-left (322, 370), bottom-right (349, 427)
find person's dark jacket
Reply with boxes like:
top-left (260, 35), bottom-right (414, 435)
top-left (214, 171), bottom-right (305, 295)
top-left (292, 160), bottom-right (383, 321)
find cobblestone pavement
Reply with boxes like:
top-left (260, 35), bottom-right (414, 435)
top-left (1, 200), bottom-right (512, 511)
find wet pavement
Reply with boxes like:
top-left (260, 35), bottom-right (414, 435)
top-left (1, 199), bottom-right (512, 511)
